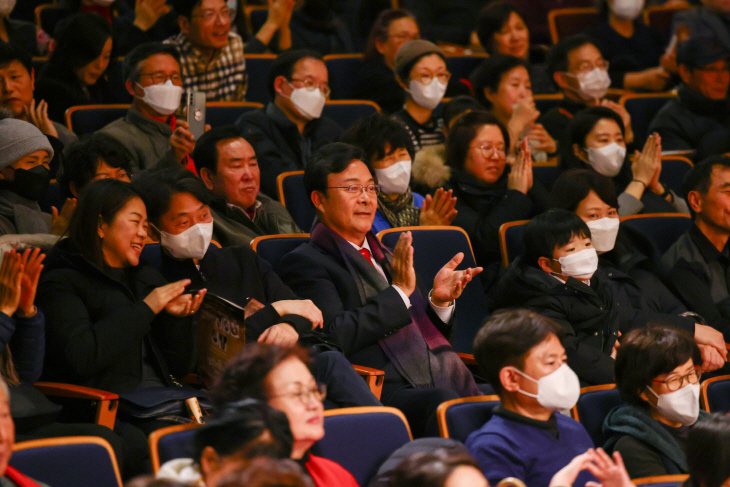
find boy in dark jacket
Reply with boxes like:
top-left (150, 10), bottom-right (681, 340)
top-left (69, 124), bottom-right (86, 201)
top-left (490, 209), bottom-right (705, 385)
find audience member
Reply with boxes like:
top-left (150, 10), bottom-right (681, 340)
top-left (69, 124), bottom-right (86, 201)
top-left (235, 0), bottom-right (295, 54)
top-left (686, 414), bottom-right (730, 487)
top-left (236, 49), bottom-right (343, 198)
top-left (157, 400), bottom-right (293, 486)
top-left (165, 0), bottom-right (246, 101)
top-left (470, 55), bottom-right (556, 159)
top-left (563, 107), bottom-right (689, 216)
top-left (279, 143), bottom-right (484, 438)
top-left (402, 0), bottom-right (484, 46)
top-left (289, 0), bottom-right (354, 55)
top-left (490, 210), bottom-right (705, 385)
top-left (386, 448), bottom-right (488, 487)
top-left (340, 113), bottom-right (457, 233)
top-left (34, 13), bottom-right (124, 124)
top-left (192, 126), bottom-right (301, 246)
top-left (467, 309), bottom-right (595, 487)
top-left (60, 133), bottom-right (132, 199)
top-left (585, 0), bottom-right (671, 91)
top-left (604, 325), bottom-right (706, 478)
top-left (475, 2), bottom-right (555, 94)
top-left (0, 0), bottom-right (46, 57)
top-left (357, 9), bottom-right (420, 114)
top-left (135, 168), bottom-right (379, 408)
top-left (391, 40), bottom-right (449, 152)
top-left (101, 42), bottom-right (203, 171)
top-left (672, 0), bottom-right (730, 53)
top-left (541, 35), bottom-right (634, 147)
top-left (0, 43), bottom-right (77, 148)
top-left (209, 343), bottom-right (360, 487)
top-left (663, 155), bottom-right (730, 341)
top-left (216, 457), bottom-right (315, 487)
top-left (649, 36), bottom-right (730, 161)
top-left (443, 111), bottom-right (548, 287)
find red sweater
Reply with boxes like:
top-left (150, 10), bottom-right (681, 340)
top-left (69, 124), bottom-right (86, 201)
top-left (305, 454), bottom-right (359, 487)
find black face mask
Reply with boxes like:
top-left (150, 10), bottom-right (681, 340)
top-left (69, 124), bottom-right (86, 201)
top-left (8, 165), bottom-right (51, 202)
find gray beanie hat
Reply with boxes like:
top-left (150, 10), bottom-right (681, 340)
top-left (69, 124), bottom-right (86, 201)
top-left (0, 119), bottom-right (54, 170)
top-left (394, 40), bottom-right (445, 80)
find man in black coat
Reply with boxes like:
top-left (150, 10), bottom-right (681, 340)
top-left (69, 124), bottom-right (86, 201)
top-left (235, 49), bottom-right (343, 198)
top-left (133, 168), bottom-right (380, 409)
top-left (279, 142), bottom-right (485, 437)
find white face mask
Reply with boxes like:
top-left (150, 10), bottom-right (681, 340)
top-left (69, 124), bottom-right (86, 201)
top-left (648, 383), bottom-right (700, 426)
top-left (585, 217), bottom-right (620, 252)
top-left (288, 85), bottom-right (326, 120)
top-left (0, 0), bottom-right (16, 16)
top-left (137, 80), bottom-right (184, 116)
top-left (408, 79), bottom-right (447, 110)
top-left (610, 0), bottom-right (645, 21)
top-left (375, 160), bottom-right (411, 195)
top-left (158, 222), bottom-right (214, 260)
top-left (555, 247), bottom-right (598, 280)
top-left (586, 142), bottom-right (626, 178)
top-left (512, 363), bottom-right (581, 411)
top-left (570, 67), bottom-right (611, 101)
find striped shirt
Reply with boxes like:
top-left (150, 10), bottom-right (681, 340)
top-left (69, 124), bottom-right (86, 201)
top-left (164, 31), bottom-right (247, 101)
top-left (391, 109), bottom-right (445, 152)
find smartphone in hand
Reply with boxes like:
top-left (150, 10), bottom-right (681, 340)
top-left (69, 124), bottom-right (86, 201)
top-left (186, 91), bottom-right (206, 140)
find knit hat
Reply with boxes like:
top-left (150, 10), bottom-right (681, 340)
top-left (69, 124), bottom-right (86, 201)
top-left (394, 40), bottom-right (445, 79)
top-left (0, 119), bottom-right (54, 170)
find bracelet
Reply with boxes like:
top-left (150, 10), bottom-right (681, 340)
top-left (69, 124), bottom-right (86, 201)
top-left (660, 187), bottom-right (673, 200)
top-left (631, 179), bottom-right (647, 187)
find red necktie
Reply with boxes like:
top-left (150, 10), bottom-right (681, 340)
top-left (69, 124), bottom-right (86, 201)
top-left (358, 248), bottom-right (375, 267)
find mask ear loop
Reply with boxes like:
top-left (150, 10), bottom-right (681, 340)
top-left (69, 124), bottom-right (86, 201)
top-left (509, 367), bottom-right (539, 399)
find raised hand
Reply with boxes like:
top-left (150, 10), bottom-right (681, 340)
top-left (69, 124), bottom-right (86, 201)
top-left (18, 248), bottom-right (44, 317)
top-left (694, 323), bottom-right (727, 361)
top-left (271, 299), bottom-right (323, 329)
top-left (258, 323), bottom-right (299, 347)
top-left (431, 252), bottom-right (483, 307)
top-left (419, 188), bottom-right (458, 226)
top-left (631, 133), bottom-right (660, 186)
top-left (24, 99), bottom-right (57, 138)
top-left (698, 344), bottom-right (725, 373)
top-left (170, 121), bottom-right (196, 163)
top-left (391, 231), bottom-right (416, 297)
top-left (507, 137), bottom-right (533, 195)
top-left (584, 449), bottom-right (635, 487)
top-left (525, 123), bottom-right (557, 154)
top-left (0, 251), bottom-right (22, 318)
top-left (600, 99), bottom-right (634, 144)
top-left (549, 451), bottom-right (593, 487)
top-left (51, 198), bottom-right (77, 237)
top-left (144, 279), bottom-right (191, 314)
top-left (165, 288), bottom-right (207, 317)
top-left (134, 0), bottom-right (170, 31)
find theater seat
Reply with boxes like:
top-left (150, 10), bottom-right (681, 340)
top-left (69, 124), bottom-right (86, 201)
top-left (65, 105), bottom-right (130, 137)
top-left (634, 475), bottom-right (690, 487)
top-left (148, 423), bottom-right (200, 473)
top-left (251, 234), bottom-right (310, 277)
top-left (498, 220), bottom-right (529, 268)
top-left (548, 8), bottom-right (599, 44)
top-left (619, 213), bottom-right (692, 261)
top-left (571, 384), bottom-right (622, 447)
top-left (11, 436), bottom-right (122, 487)
top-left (660, 156), bottom-right (693, 195)
top-left (206, 101), bottom-right (264, 127)
top-left (437, 395), bottom-right (501, 442)
top-left (700, 375), bottom-right (730, 413)
top-left (276, 171), bottom-right (316, 232)
top-left (311, 407), bottom-right (412, 487)
top-left (325, 54), bottom-right (365, 100)
top-left (244, 54), bottom-right (276, 105)
top-left (619, 93), bottom-right (677, 145)
top-left (322, 100), bottom-right (380, 130)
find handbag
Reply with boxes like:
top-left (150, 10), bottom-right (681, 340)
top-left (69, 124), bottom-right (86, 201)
top-left (118, 386), bottom-right (212, 420)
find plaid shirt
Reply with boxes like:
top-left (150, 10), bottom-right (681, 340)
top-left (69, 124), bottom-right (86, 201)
top-left (164, 31), bottom-right (247, 101)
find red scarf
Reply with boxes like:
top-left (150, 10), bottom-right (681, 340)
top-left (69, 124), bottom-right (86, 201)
top-left (5, 466), bottom-right (42, 487)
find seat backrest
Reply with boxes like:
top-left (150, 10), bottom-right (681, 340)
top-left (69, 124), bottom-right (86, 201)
top-left (534, 94), bottom-right (564, 114)
top-left (445, 55), bottom-right (488, 83)
top-left (312, 407), bottom-right (412, 487)
top-left (140, 243), bottom-right (162, 271)
top-left (206, 102), bottom-right (264, 128)
top-left (322, 101), bottom-right (380, 130)
top-left (619, 213), bottom-right (692, 259)
top-left (11, 436), bottom-right (122, 487)
top-left (244, 54), bottom-right (276, 105)
top-left (620, 94), bottom-right (676, 144)
top-left (634, 475), bottom-right (690, 487)
top-left (437, 396), bottom-right (501, 442)
top-left (276, 171), bottom-right (316, 232)
top-left (251, 234), bottom-right (310, 276)
top-left (659, 157), bottom-right (693, 195)
top-left (548, 8), bottom-right (599, 44)
top-left (66, 105), bottom-right (130, 137)
top-left (701, 375), bottom-right (730, 413)
top-left (533, 165), bottom-right (561, 191)
top-left (148, 423), bottom-right (199, 473)
top-left (325, 55), bottom-right (366, 100)
top-left (572, 385), bottom-right (622, 447)
top-left (378, 226), bottom-right (489, 353)
top-left (643, 6), bottom-right (692, 42)
top-left (499, 220), bottom-right (529, 268)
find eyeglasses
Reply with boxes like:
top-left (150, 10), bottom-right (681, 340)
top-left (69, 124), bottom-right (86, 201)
top-left (571, 60), bottom-right (610, 75)
top-left (471, 145), bottom-right (507, 159)
top-left (139, 72), bottom-right (183, 84)
top-left (652, 367), bottom-right (701, 392)
top-left (290, 77), bottom-right (331, 97)
top-left (269, 384), bottom-right (327, 406)
top-left (413, 72), bottom-right (451, 86)
top-left (388, 32), bottom-right (419, 42)
top-left (193, 8), bottom-right (231, 22)
top-left (328, 184), bottom-right (382, 195)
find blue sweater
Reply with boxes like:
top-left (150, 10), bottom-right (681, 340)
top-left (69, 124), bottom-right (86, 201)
top-left (466, 410), bottom-right (596, 487)
top-left (371, 192), bottom-right (425, 235)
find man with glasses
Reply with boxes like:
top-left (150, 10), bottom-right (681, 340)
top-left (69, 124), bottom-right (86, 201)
top-left (165, 0), bottom-right (246, 101)
top-left (279, 142), bottom-right (486, 438)
top-left (235, 49), bottom-right (343, 198)
top-left (649, 36), bottom-right (730, 160)
top-left (540, 34), bottom-right (635, 148)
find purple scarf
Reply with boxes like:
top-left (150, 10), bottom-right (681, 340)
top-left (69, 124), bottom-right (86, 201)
top-left (310, 222), bottom-right (479, 397)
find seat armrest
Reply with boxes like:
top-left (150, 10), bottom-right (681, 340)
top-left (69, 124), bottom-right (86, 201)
top-left (34, 382), bottom-right (119, 430)
top-left (457, 353), bottom-right (477, 365)
top-left (351, 365), bottom-right (385, 401)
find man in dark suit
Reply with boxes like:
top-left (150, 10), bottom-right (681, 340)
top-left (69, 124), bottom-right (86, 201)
top-left (279, 142), bottom-right (484, 437)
